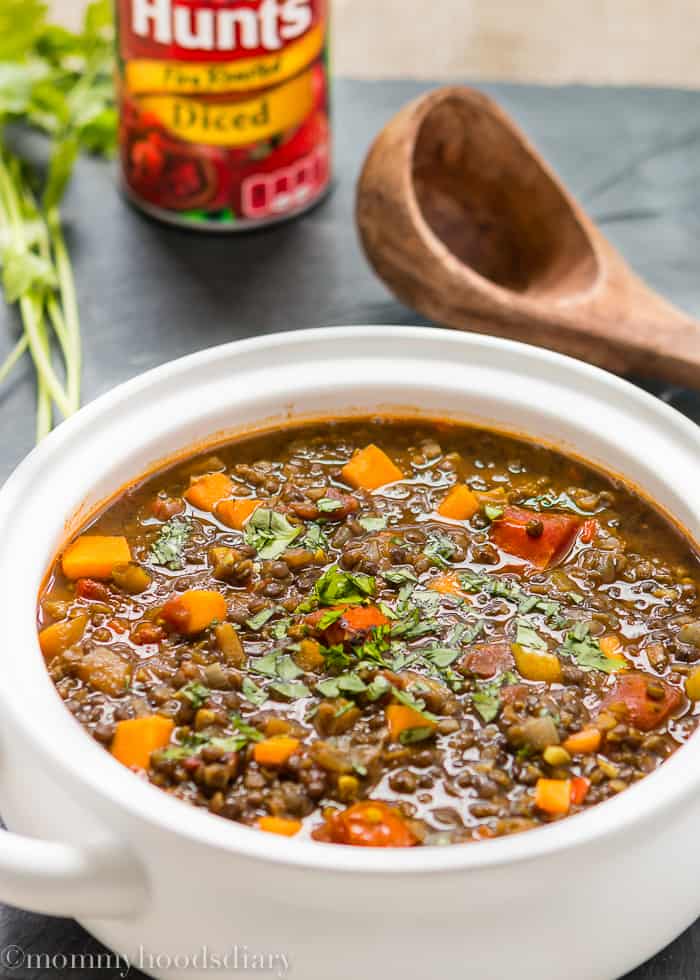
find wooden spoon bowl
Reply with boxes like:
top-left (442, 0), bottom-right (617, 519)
top-left (357, 86), bottom-right (700, 386)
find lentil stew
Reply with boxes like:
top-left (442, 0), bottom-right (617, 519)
top-left (37, 418), bottom-right (700, 847)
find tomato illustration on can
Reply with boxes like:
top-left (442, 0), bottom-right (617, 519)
top-left (116, 0), bottom-right (331, 230)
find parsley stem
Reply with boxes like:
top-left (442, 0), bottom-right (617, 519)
top-left (0, 333), bottom-right (28, 384)
top-left (47, 206), bottom-right (81, 413)
top-left (0, 151), bottom-right (72, 420)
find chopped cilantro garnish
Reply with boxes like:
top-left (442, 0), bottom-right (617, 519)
top-left (484, 503), bottom-right (505, 521)
top-left (317, 498), bottom-right (343, 513)
top-left (298, 565), bottom-right (376, 611)
top-left (316, 672), bottom-right (367, 698)
top-left (366, 674), bottom-right (391, 701)
top-left (383, 567), bottom-right (418, 587)
top-left (399, 726), bottom-right (437, 745)
top-left (229, 713), bottom-right (264, 742)
top-left (358, 516), bottom-right (388, 532)
top-left (515, 618), bottom-right (548, 652)
top-left (268, 680), bottom-right (311, 701)
top-left (179, 681), bottom-right (210, 709)
top-left (244, 508), bottom-right (301, 559)
top-left (317, 607), bottom-right (345, 629)
top-left (303, 522), bottom-right (329, 550)
top-left (392, 686), bottom-right (438, 723)
top-left (424, 532), bottom-right (458, 568)
top-left (422, 646), bottom-right (463, 668)
top-left (241, 676), bottom-right (267, 706)
top-left (473, 671), bottom-right (518, 723)
top-left (269, 618), bottom-right (290, 640)
top-left (246, 607), bottom-right (276, 631)
top-left (149, 517), bottom-right (192, 570)
top-left (250, 651), bottom-right (282, 678)
top-left (276, 654), bottom-right (304, 681)
top-left (560, 623), bottom-right (625, 673)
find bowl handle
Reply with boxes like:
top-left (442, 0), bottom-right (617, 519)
top-left (0, 829), bottom-right (148, 918)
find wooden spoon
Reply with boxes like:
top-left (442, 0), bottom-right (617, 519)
top-left (356, 86), bottom-right (700, 386)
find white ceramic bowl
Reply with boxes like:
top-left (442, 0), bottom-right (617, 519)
top-left (1, 327), bottom-right (699, 980)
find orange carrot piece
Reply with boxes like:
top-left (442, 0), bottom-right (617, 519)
top-left (62, 535), bottom-right (131, 580)
top-left (535, 778), bottom-right (571, 815)
top-left (341, 444), bottom-right (403, 491)
top-left (184, 472), bottom-right (233, 512)
top-left (161, 589), bottom-right (227, 635)
top-left (438, 484), bottom-right (480, 521)
top-left (215, 497), bottom-right (261, 530)
top-left (258, 816), bottom-right (302, 837)
top-left (563, 728), bottom-right (602, 755)
top-left (428, 572), bottom-right (468, 597)
top-left (253, 736), bottom-right (300, 767)
top-left (570, 776), bottom-right (590, 806)
top-left (111, 715), bottom-right (174, 770)
top-left (599, 634), bottom-right (626, 660)
top-left (38, 615), bottom-right (88, 663)
top-left (385, 704), bottom-right (437, 741)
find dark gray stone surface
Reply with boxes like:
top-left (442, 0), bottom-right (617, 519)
top-left (0, 79), bottom-right (699, 978)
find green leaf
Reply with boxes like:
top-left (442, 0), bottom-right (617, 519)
top-left (299, 565), bottom-right (375, 611)
top-left (316, 677), bottom-right (341, 698)
top-left (515, 617), bottom-right (548, 652)
top-left (484, 503), bottom-right (505, 521)
top-left (422, 646), bottom-right (462, 668)
top-left (383, 567), bottom-right (417, 587)
top-left (43, 135), bottom-right (78, 210)
top-left (337, 672), bottom-right (367, 694)
top-left (250, 651), bottom-right (281, 678)
top-left (241, 676), bottom-right (267, 707)
top-left (366, 674), bottom-right (391, 701)
top-left (0, 0), bottom-right (48, 60)
top-left (392, 686), bottom-right (437, 723)
top-left (472, 671), bottom-right (518, 723)
top-left (560, 623), bottom-right (625, 673)
top-left (317, 607), bottom-right (344, 629)
top-left (179, 681), bottom-right (210, 709)
top-left (269, 618), bottom-right (290, 641)
top-left (303, 522), bottom-right (328, 550)
top-left (317, 497), bottom-right (342, 513)
top-left (276, 654), bottom-right (303, 681)
top-left (246, 607), bottom-right (276, 631)
top-left (268, 680), bottom-right (311, 701)
top-left (229, 713), bottom-right (264, 742)
top-left (424, 532), bottom-right (458, 568)
top-left (149, 517), bottom-right (192, 570)
top-left (358, 516), bottom-right (387, 532)
top-left (244, 508), bottom-right (301, 559)
top-left (399, 726), bottom-right (436, 745)
top-left (0, 245), bottom-right (56, 302)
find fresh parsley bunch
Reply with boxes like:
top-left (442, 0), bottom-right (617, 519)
top-left (0, 0), bottom-right (115, 440)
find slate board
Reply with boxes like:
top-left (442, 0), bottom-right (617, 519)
top-left (1, 79), bottom-right (699, 979)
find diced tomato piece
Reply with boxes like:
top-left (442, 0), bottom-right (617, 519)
top-left (579, 519), bottom-right (599, 544)
top-left (602, 672), bottom-right (682, 731)
top-left (307, 604), bottom-right (389, 646)
top-left (312, 801), bottom-right (417, 847)
top-left (459, 642), bottom-right (514, 679)
top-left (491, 507), bottom-right (581, 568)
top-left (75, 578), bottom-right (112, 602)
top-left (570, 776), bottom-right (590, 806)
top-left (150, 495), bottom-right (185, 521)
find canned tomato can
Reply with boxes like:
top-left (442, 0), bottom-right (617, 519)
top-left (116, 0), bottom-right (331, 230)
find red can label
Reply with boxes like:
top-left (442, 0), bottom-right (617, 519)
top-left (116, 0), bottom-right (331, 228)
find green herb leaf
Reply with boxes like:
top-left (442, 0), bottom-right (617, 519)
top-left (484, 503), bottom-right (505, 521)
top-left (246, 607), bottom-right (276, 631)
top-left (317, 497), bottom-right (343, 513)
top-left (422, 646), bottom-right (463, 668)
top-left (366, 674), bottom-right (391, 701)
top-left (303, 522), bottom-right (328, 550)
top-left (179, 681), bottom-right (210, 710)
top-left (229, 713), bottom-right (264, 742)
top-left (244, 508), bottom-right (301, 559)
top-left (149, 517), bottom-right (192, 571)
top-left (241, 676), bottom-right (267, 706)
top-left (268, 680), bottom-right (311, 701)
top-left (424, 532), bottom-right (458, 568)
top-left (515, 617), bottom-right (548, 652)
top-left (317, 607), bottom-right (344, 629)
top-left (250, 651), bottom-right (281, 678)
top-left (298, 565), bottom-right (375, 611)
top-left (560, 623), bottom-right (625, 673)
top-left (276, 654), bottom-right (303, 681)
top-left (473, 671), bottom-right (518, 723)
top-left (358, 515), bottom-right (388, 532)
top-left (399, 726), bottom-right (437, 745)
top-left (269, 618), bottom-right (290, 641)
